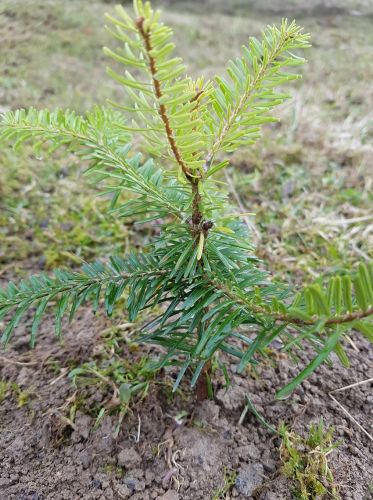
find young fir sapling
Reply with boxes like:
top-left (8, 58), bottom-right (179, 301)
top-left (0, 0), bottom-right (372, 400)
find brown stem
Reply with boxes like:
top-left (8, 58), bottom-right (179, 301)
top-left (191, 181), bottom-right (202, 226)
top-left (136, 16), bottom-right (205, 234)
top-left (263, 303), bottom-right (372, 326)
top-left (196, 360), bottom-right (212, 402)
top-left (211, 278), bottom-right (373, 327)
top-left (136, 17), bottom-right (193, 182)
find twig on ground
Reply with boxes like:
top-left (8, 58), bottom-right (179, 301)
top-left (49, 367), bottom-right (69, 385)
top-left (329, 378), bottom-right (373, 442)
top-left (136, 413), bottom-right (141, 443)
top-left (0, 355), bottom-right (38, 367)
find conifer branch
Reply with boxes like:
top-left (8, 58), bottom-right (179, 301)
top-left (0, 108), bottom-right (185, 221)
top-left (135, 16), bottom-right (194, 182)
top-left (209, 275), bottom-right (373, 327)
top-left (0, 256), bottom-right (168, 345)
top-left (205, 20), bottom-right (310, 159)
top-left (208, 38), bottom-right (286, 161)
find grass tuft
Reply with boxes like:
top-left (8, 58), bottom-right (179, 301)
top-left (279, 418), bottom-right (341, 499)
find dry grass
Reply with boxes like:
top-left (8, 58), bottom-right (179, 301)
top-left (0, 0), bottom-right (372, 283)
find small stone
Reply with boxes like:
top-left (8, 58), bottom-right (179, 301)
top-left (117, 484), bottom-right (131, 498)
top-left (58, 167), bottom-right (69, 178)
top-left (130, 468), bottom-right (145, 478)
top-left (303, 380), bottom-right (311, 390)
top-left (122, 476), bottom-right (145, 492)
top-left (71, 412), bottom-right (92, 442)
top-left (123, 477), bottom-right (137, 492)
top-left (158, 491), bottom-right (179, 500)
top-left (145, 470), bottom-right (155, 485)
top-left (262, 458), bottom-right (276, 473)
top-left (235, 463), bottom-right (264, 497)
top-left (236, 444), bottom-right (261, 460)
top-left (216, 384), bottom-right (246, 411)
top-left (100, 478), bottom-right (110, 489)
top-left (91, 479), bottom-right (102, 489)
top-left (223, 430), bottom-right (232, 440)
top-left (79, 450), bottom-right (92, 469)
top-left (262, 492), bottom-right (280, 500)
top-left (118, 447), bottom-right (142, 468)
top-left (38, 256), bottom-right (46, 269)
top-left (16, 367), bottom-right (33, 387)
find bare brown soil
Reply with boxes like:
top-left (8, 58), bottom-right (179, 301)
top-left (1, 307), bottom-right (372, 500)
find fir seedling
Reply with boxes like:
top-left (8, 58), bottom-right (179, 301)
top-left (0, 1), bottom-right (372, 400)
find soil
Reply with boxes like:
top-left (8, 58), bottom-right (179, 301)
top-left (1, 306), bottom-right (372, 500)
